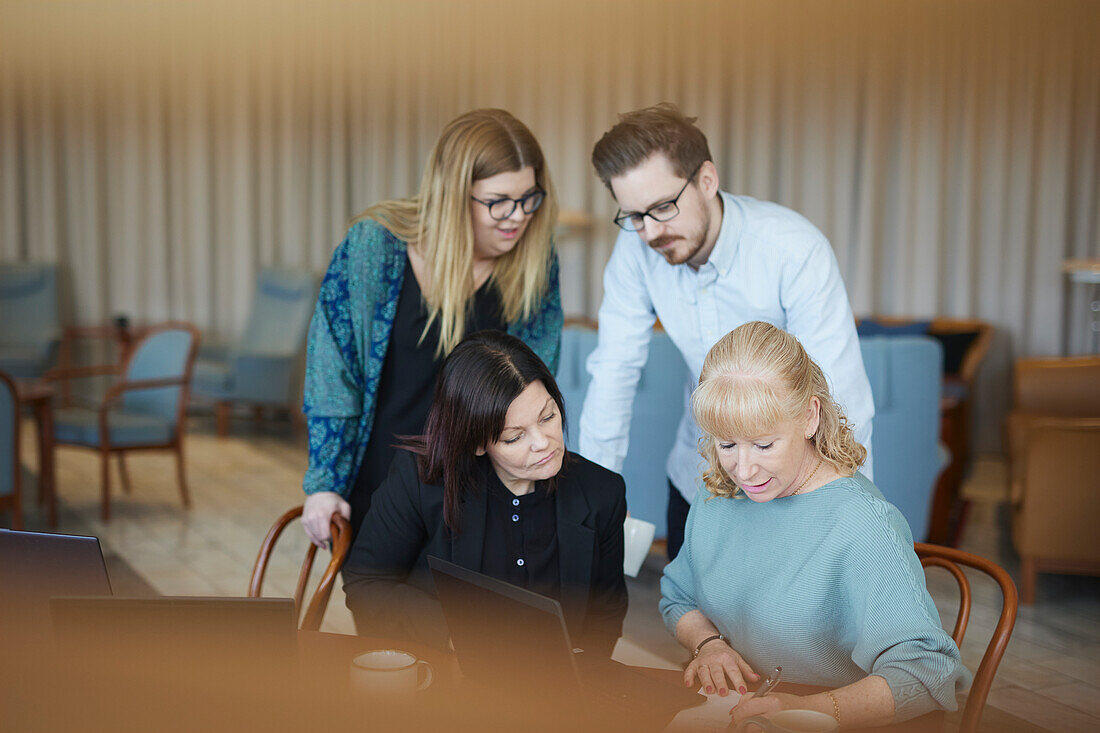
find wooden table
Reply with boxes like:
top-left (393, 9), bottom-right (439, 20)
top-left (4, 629), bottom-right (1048, 733)
top-left (13, 379), bottom-right (56, 527)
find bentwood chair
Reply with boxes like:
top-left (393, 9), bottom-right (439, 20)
top-left (915, 543), bottom-right (1018, 733)
top-left (0, 371), bottom-right (23, 529)
top-left (44, 322), bottom-right (200, 520)
top-left (249, 506), bottom-right (352, 631)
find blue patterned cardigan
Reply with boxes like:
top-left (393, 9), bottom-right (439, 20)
top-left (302, 220), bottom-right (563, 497)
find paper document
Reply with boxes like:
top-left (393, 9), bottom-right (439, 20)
top-left (663, 687), bottom-right (744, 732)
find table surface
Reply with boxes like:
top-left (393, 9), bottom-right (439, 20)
top-left (3, 628), bottom-right (1049, 733)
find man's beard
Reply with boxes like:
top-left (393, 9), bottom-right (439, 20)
top-left (649, 233), bottom-right (704, 265)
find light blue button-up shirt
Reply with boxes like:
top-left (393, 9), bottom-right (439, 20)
top-left (579, 192), bottom-right (874, 501)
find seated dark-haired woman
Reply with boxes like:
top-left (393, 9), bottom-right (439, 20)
top-left (342, 330), bottom-right (627, 656)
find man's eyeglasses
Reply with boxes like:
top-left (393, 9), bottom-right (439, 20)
top-left (471, 188), bottom-right (546, 221)
top-left (612, 162), bottom-right (704, 232)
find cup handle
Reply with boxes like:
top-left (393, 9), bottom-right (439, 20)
top-left (733, 715), bottom-right (773, 733)
top-left (416, 659), bottom-right (434, 691)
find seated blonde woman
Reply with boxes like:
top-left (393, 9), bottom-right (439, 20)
top-left (660, 321), bottom-right (970, 728)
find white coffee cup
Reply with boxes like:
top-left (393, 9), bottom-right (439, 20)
top-left (623, 516), bottom-right (657, 577)
top-left (349, 649), bottom-right (433, 701)
top-left (734, 709), bottom-right (838, 733)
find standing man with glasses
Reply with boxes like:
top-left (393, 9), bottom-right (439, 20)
top-left (579, 104), bottom-right (874, 560)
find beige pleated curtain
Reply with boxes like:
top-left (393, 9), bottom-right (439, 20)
top-left (1, 0), bottom-right (1098, 452)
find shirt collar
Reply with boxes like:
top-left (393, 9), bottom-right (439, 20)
top-left (701, 191), bottom-right (742, 278)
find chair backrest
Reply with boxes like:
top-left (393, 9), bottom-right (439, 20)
top-left (915, 543), bottom-right (1018, 733)
top-left (0, 263), bottom-right (60, 349)
top-left (860, 335), bottom-right (943, 540)
top-left (1014, 356), bottom-right (1100, 416)
top-left (120, 323), bottom-right (200, 422)
top-left (556, 323), bottom-right (690, 536)
top-left (0, 371), bottom-right (21, 527)
top-left (238, 268), bottom-right (318, 358)
top-left (248, 506), bottom-right (352, 632)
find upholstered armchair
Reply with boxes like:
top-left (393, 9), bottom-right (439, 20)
top-left (857, 316), bottom-right (993, 544)
top-left (858, 335), bottom-right (944, 541)
top-left (0, 371), bottom-right (23, 529)
top-left (1007, 356), bottom-right (1100, 603)
top-left (191, 268), bottom-right (318, 435)
top-left (45, 323), bottom-right (200, 521)
top-left (0, 264), bottom-right (61, 379)
top-left (556, 321), bottom-right (694, 537)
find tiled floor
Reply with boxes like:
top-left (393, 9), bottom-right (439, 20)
top-left (12, 421), bottom-right (1100, 732)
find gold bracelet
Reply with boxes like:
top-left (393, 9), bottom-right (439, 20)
top-left (826, 690), bottom-right (841, 727)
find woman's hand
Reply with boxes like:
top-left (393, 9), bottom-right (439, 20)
top-left (683, 641), bottom-right (760, 696)
top-left (729, 691), bottom-right (803, 726)
top-left (302, 491), bottom-right (351, 547)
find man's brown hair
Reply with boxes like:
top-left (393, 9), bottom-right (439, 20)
top-left (591, 103), bottom-right (712, 192)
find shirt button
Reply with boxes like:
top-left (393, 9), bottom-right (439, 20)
top-left (516, 558), bottom-right (525, 567)
top-left (512, 514), bottom-right (519, 522)
top-left (512, 498), bottom-right (520, 506)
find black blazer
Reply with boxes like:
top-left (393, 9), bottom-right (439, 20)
top-left (343, 449), bottom-right (628, 657)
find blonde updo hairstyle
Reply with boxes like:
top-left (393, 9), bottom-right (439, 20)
top-left (691, 321), bottom-right (866, 499)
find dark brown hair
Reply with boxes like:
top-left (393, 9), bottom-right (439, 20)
top-left (591, 103), bottom-right (712, 191)
top-left (401, 330), bottom-right (568, 531)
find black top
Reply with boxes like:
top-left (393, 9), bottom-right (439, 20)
top-left (343, 450), bottom-right (628, 657)
top-left (349, 257), bottom-right (504, 536)
top-left (482, 466), bottom-right (560, 602)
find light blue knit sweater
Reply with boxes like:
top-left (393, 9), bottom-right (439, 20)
top-left (660, 473), bottom-right (971, 721)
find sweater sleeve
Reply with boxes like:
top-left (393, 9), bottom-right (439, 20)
top-left (513, 249), bottom-right (563, 375)
top-left (659, 493), bottom-right (702, 636)
top-left (836, 497), bottom-right (971, 721)
top-left (302, 236), bottom-right (365, 496)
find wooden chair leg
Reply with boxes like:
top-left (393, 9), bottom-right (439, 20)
top-left (117, 453), bottom-right (132, 494)
top-left (175, 442), bottom-right (191, 509)
top-left (215, 401), bottom-right (230, 437)
top-left (1020, 557), bottom-right (1037, 604)
top-left (100, 446), bottom-right (111, 521)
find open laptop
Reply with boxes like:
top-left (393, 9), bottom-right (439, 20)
top-left (0, 529), bottom-right (113, 639)
top-left (427, 556), bottom-right (703, 717)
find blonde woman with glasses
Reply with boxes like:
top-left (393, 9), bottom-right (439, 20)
top-left (301, 109), bottom-right (562, 547)
top-left (661, 321), bottom-right (969, 729)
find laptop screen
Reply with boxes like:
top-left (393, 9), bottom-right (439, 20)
top-left (427, 555), bottom-right (583, 692)
top-left (0, 529), bottom-right (112, 640)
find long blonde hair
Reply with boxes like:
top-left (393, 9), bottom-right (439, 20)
top-left (691, 321), bottom-right (866, 499)
top-left (355, 109), bottom-right (559, 356)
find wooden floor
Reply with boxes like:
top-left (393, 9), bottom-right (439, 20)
top-left (10, 420), bottom-right (1100, 732)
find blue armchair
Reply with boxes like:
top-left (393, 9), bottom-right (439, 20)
top-left (857, 335), bottom-right (944, 541)
top-left (46, 323), bottom-right (200, 521)
top-left (0, 264), bottom-right (61, 379)
top-left (191, 268), bottom-right (318, 435)
top-left (557, 324), bottom-right (690, 538)
top-left (557, 324), bottom-right (944, 542)
top-left (0, 371), bottom-right (23, 529)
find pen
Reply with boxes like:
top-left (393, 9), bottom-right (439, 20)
top-left (751, 666), bottom-right (782, 699)
top-left (728, 667), bottom-right (783, 730)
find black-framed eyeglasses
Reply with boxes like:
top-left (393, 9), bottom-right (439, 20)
top-left (612, 162), bottom-right (704, 232)
top-left (471, 188), bottom-right (546, 221)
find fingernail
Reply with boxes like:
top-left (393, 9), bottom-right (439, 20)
top-left (738, 686), bottom-right (747, 695)
top-left (719, 688), bottom-right (727, 696)
top-left (706, 686), bottom-right (714, 694)
top-left (684, 680), bottom-right (691, 687)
